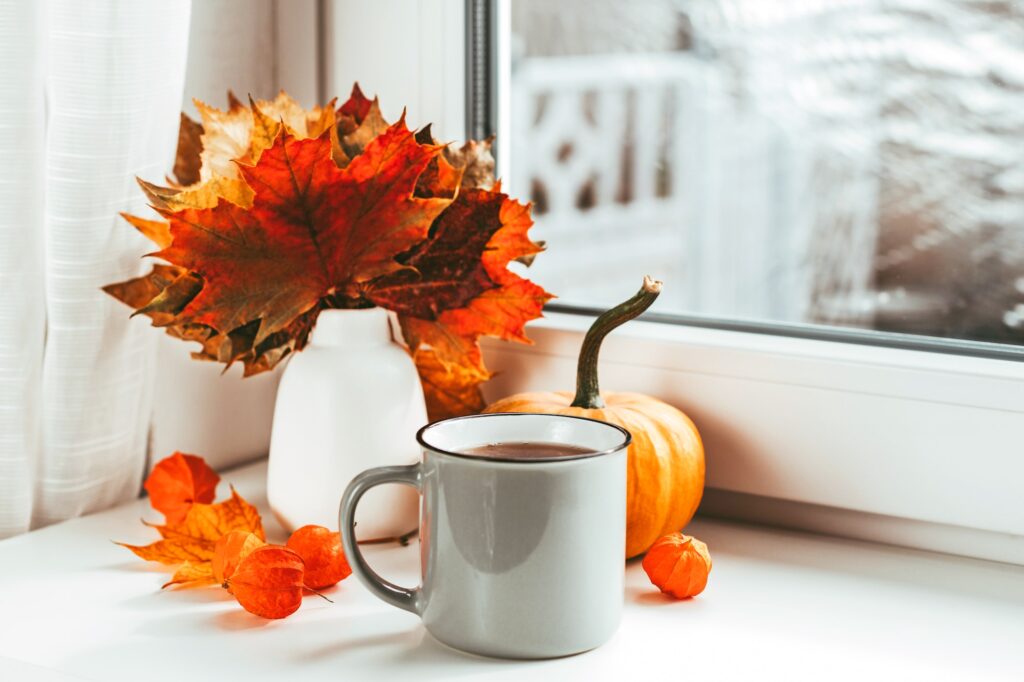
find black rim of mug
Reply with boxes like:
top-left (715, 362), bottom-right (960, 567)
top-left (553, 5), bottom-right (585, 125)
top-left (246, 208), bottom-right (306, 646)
top-left (416, 412), bottom-right (633, 463)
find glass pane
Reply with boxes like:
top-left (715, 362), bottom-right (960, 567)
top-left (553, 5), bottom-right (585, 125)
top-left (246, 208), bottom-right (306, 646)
top-left (508, 0), bottom-right (1024, 346)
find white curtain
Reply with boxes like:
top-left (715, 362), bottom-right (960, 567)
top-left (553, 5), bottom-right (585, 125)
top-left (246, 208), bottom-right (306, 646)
top-left (0, 0), bottom-right (191, 538)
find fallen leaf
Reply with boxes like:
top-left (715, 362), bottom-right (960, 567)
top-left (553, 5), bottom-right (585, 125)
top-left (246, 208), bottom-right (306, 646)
top-left (286, 525), bottom-right (352, 590)
top-left (162, 562), bottom-right (216, 590)
top-left (144, 451), bottom-right (221, 524)
top-left (515, 240), bottom-right (546, 267)
top-left (119, 487), bottom-right (264, 566)
top-left (228, 546), bottom-right (306, 619)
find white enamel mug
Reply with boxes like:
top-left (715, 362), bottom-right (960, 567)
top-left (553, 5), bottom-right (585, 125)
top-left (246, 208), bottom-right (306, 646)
top-left (339, 412), bottom-right (631, 659)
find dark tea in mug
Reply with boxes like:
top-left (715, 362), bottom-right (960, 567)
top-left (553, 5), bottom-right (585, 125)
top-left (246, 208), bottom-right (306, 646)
top-left (458, 442), bottom-right (595, 460)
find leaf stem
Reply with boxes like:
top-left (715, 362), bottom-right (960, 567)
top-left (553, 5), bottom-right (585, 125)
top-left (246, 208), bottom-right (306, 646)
top-left (356, 527), bottom-right (419, 546)
top-left (323, 293), bottom-right (374, 310)
top-left (305, 586), bottom-right (334, 603)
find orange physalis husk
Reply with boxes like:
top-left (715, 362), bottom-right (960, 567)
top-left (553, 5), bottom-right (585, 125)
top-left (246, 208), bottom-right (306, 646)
top-left (228, 545), bottom-right (306, 619)
top-left (642, 532), bottom-right (712, 599)
top-left (144, 451), bottom-right (220, 524)
top-left (285, 525), bottom-right (352, 589)
top-left (213, 530), bottom-right (266, 588)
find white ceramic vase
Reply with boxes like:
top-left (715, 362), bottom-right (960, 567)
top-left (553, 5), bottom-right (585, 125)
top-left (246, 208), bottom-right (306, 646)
top-left (267, 307), bottom-right (425, 537)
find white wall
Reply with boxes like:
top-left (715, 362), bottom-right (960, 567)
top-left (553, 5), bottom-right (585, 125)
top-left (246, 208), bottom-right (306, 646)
top-left (326, 0), bottom-right (465, 140)
top-left (183, 0), bottom-right (277, 113)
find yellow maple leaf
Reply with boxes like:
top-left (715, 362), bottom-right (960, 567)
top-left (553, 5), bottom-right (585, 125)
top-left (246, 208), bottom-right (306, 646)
top-left (162, 562), bottom-right (216, 590)
top-left (256, 90), bottom-right (336, 140)
top-left (194, 97), bottom-right (253, 181)
top-left (119, 487), bottom-right (264, 567)
top-left (195, 91), bottom-right (334, 183)
top-left (137, 175), bottom-right (253, 212)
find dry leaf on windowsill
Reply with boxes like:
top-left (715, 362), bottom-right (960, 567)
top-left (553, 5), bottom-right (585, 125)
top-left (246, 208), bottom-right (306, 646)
top-left (118, 487), bottom-right (264, 567)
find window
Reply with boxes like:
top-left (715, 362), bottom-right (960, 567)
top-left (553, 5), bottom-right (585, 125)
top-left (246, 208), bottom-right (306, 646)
top-left (499, 0), bottom-right (1024, 354)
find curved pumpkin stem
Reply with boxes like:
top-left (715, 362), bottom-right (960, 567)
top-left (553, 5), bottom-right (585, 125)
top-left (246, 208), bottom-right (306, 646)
top-left (571, 275), bottom-right (663, 409)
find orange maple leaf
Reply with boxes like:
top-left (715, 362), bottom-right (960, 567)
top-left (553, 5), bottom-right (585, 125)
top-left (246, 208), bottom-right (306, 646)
top-left (413, 348), bottom-right (489, 421)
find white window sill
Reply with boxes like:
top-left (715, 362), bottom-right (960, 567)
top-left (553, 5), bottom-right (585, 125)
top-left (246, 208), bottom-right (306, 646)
top-left (481, 313), bottom-right (1024, 564)
top-left (1, 460), bottom-right (1021, 681)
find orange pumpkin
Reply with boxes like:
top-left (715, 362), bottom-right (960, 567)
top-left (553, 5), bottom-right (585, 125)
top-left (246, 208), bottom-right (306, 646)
top-left (485, 276), bottom-right (705, 558)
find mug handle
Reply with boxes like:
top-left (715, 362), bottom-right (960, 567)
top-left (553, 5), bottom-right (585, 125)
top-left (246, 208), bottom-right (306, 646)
top-left (339, 463), bottom-right (422, 615)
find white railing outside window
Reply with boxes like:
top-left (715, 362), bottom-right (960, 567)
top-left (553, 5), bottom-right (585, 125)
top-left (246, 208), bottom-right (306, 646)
top-left (511, 53), bottom-right (884, 326)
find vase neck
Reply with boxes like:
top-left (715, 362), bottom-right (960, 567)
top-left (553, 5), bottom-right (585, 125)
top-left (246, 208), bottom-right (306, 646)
top-left (310, 308), bottom-right (392, 348)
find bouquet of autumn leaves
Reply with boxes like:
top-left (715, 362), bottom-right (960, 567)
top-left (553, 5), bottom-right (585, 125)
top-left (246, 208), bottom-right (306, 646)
top-left (104, 86), bottom-right (551, 417)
